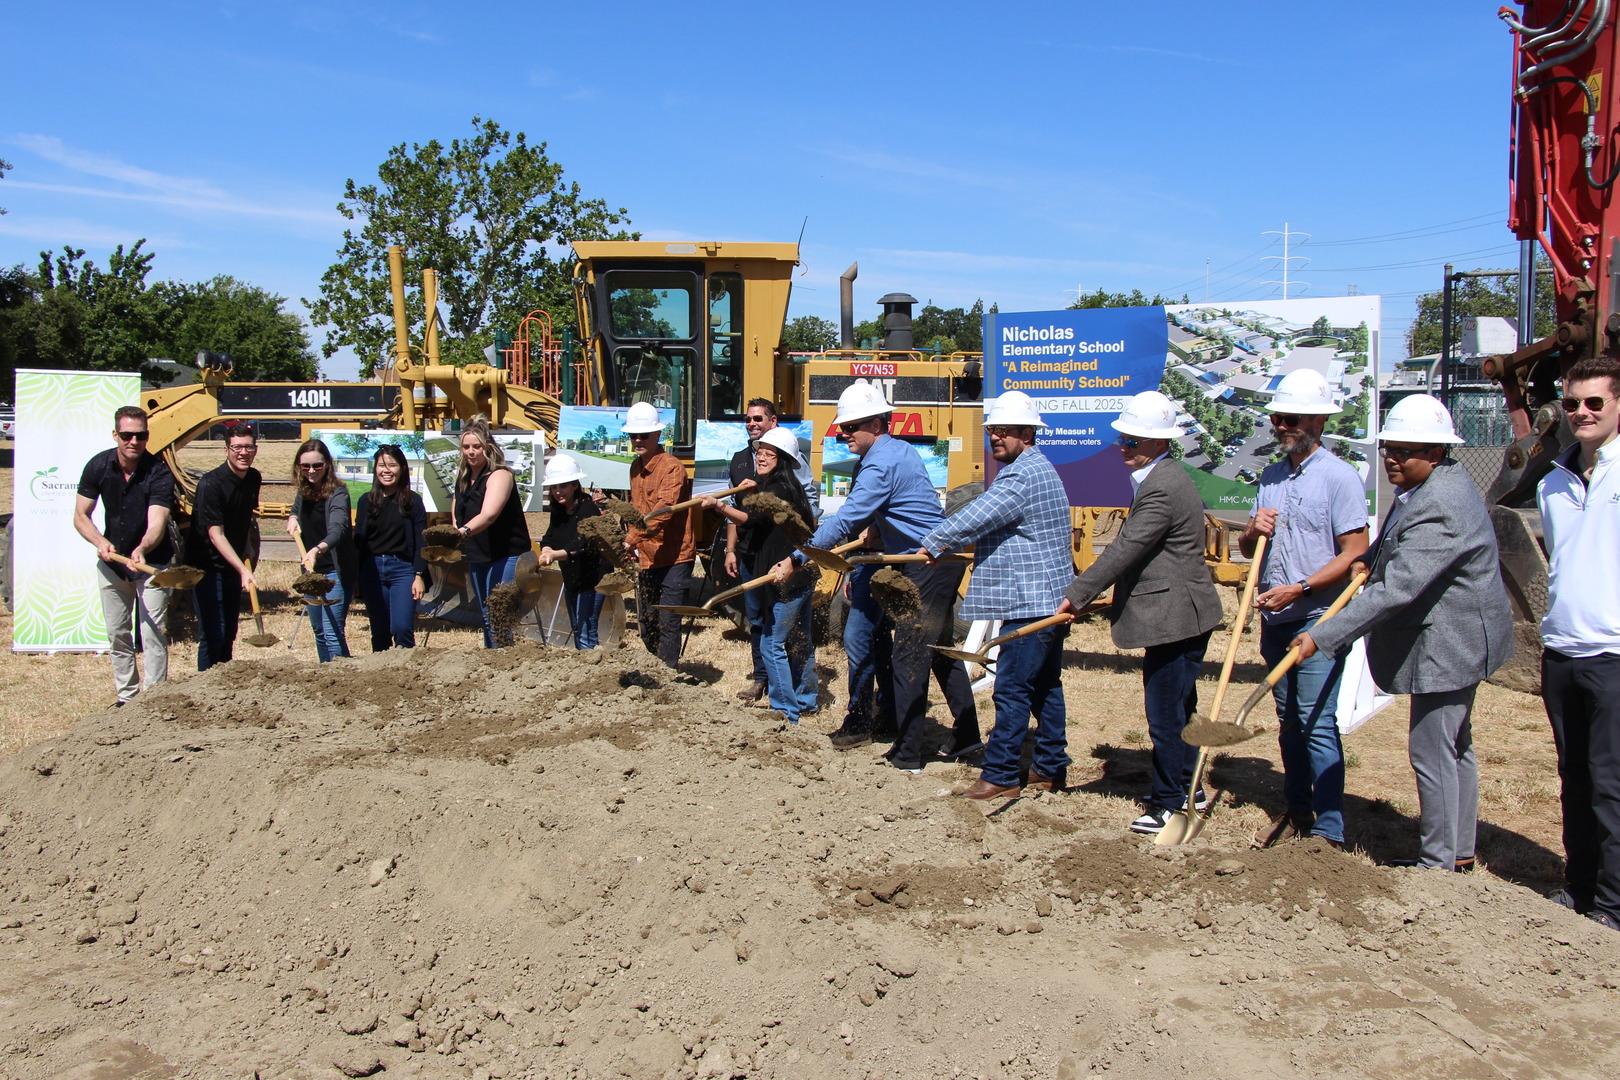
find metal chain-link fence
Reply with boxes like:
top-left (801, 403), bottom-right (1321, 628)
top-left (1452, 444), bottom-right (1509, 498)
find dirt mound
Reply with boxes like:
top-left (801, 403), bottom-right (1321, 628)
top-left (2, 646), bottom-right (1619, 1078)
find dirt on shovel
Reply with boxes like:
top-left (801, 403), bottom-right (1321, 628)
top-left (424, 524), bottom-right (463, 548)
top-left (290, 571), bottom-right (335, 596)
top-left (741, 492), bottom-right (811, 543)
top-left (603, 497), bottom-right (645, 528)
top-left (578, 515), bottom-right (637, 571)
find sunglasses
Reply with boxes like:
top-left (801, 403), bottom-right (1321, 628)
top-left (1379, 443), bottom-right (1433, 460)
top-left (298, 461), bottom-right (326, 470)
top-left (837, 421), bottom-right (872, 436)
top-left (1117, 436), bottom-right (1142, 449)
top-left (986, 426), bottom-right (1025, 438)
top-left (1561, 395), bottom-right (1616, 413)
top-left (1271, 414), bottom-right (1305, 427)
top-left (115, 430), bottom-right (150, 442)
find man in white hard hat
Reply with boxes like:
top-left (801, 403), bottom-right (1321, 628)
top-left (1536, 356), bottom-right (1620, 930)
top-left (621, 402), bottom-right (699, 670)
top-left (1296, 393), bottom-right (1513, 871)
top-left (919, 391), bottom-right (1075, 799)
top-left (1239, 370), bottom-right (1369, 848)
top-left (726, 398), bottom-right (820, 703)
top-left (807, 380), bottom-right (979, 772)
top-left (1057, 390), bottom-right (1223, 833)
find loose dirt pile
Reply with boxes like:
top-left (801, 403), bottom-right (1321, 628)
top-left (423, 525), bottom-right (463, 550)
top-left (1, 646), bottom-right (1618, 1079)
top-left (870, 566), bottom-right (921, 621)
top-left (602, 498), bottom-right (644, 529)
top-left (740, 494), bottom-right (810, 544)
top-left (292, 571), bottom-right (337, 596)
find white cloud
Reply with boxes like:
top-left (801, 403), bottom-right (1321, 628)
top-left (0, 215), bottom-right (186, 249)
top-left (12, 134), bottom-right (227, 199)
top-left (4, 180), bottom-right (343, 227)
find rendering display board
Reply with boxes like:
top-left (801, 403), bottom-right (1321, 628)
top-left (420, 429), bottom-right (546, 512)
top-left (11, 369), bottom-right (140, 652)
top-left (556, 405), bottom-right (675, 492)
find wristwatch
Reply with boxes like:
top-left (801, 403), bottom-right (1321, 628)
top-left (1297, 580), bottom-right (1313, 596)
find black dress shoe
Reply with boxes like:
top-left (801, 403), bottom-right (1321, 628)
top-left (830, 729), bottom-right (872, 750)
top-left (935, 740), bottom-right (985, 761)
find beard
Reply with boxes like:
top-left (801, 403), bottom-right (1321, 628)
top-left (1280, 429), bottom-right (1319, 456)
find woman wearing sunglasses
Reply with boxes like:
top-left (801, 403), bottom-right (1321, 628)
top-left (287, 438), bottom-right (357, 662)
top-left (354, 444), bottom-right (428, 651)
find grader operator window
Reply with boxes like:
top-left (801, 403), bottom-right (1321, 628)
top-left (603, 269), bottom-right (702, 448)
top-left (707, 273), bottom-right (743, 418)
top-left (607, 272), bottom-right (695, 340)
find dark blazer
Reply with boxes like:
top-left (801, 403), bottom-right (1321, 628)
top-left (1309, 459), bottom-right (1514, 695)
top-left (1064, 460), bottom-right (1221, 650)
top-left (354, 488), bottom-right (429, 579)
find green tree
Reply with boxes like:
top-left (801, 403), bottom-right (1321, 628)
top-left (1406, 264), bottom-right (1555, 356)
top-left (912, 299), bottom-right (985, 352)
top-left (1344, 321), bottom-right (1369, 355)
top-left (1167, 437), bottom-right (1185, 460)
top-left (307, 116), bottom-right (636, 377)
top-left (781, 314), bottom-right (838, 352)
top-left (0, 155), bottom-right (11, 215)
top-left (1311, 315), bottom-right (1332, 337)
top-left (152, 276), bottom-right (317, 381)
top-left (1199, 433), bottom-right (1223, 463)
top-left (1066, 287), bottom-right (1188, 309)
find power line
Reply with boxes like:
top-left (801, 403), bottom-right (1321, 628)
top-left (1305, 211), bottom-right (1502, 247)
top-left (1308, 245), bottom-right (1518, 273)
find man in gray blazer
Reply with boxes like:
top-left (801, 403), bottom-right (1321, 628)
top-left (1059, 390), bottom-right (1223, 833)
top-left (1297, 394), bottom-right (1513, 871)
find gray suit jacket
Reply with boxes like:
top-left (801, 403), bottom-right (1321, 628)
top-left (1064, 460), bottom-right (1221, 650)
top-left (1309, 459), bottom-right (1513, 694)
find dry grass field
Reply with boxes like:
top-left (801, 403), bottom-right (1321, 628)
top-left (1, 437), bottom-right (1567, 890)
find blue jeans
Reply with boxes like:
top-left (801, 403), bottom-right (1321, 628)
top-left (305, 570), bottom-right (351, 663)
top-left (361, 554), bottom-right (417, 651)
top-left (841, 566), bottom-right (894, 733)
top-left (1260, 615), bottom-right (1347, 842)
top-left (566, 586), bottom-right (605, 649)
top-left (469, 555), bottom-right (521, 648)
top-left (1142, 632), bottom-right (1213, 811)
top-left (761, 583), bottom-right (817, 720)
top-left (738, 556), bottom-right (768, 684)
top-left (192, 569), bottom-right (242, 672)
top-left (981, 620), bottom-right (1069, 787)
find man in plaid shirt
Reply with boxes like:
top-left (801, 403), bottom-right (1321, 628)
top-left (921, 392), bottom-right (1075, 799)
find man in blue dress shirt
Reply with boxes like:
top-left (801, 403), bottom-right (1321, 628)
top-left (807, 381), bottom-right (979, 772)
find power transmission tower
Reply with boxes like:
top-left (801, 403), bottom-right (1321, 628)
top-left (1261, 222), bottom-right (1310, 298)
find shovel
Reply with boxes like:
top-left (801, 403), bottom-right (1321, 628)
top-left (106, 552), bottom-right (203, 590)
top-left (930, 604), bottom-right (1105, 665)
top-left (846, 551), bottom-right (972, 567)
top-left (514, 550), bottom-right (546, 595)
top-left (290, 528), bottom-right (336, 606)
top-left (794, 537), bottom-right (868, 574)
top-left (655, 569), bottom-right (779, 618)
top-left (1157, 535), bottom-right (1266, 847)
top-left (242, 563), bottom-right (279, 647)
top-left (644, 481), bottom-right (755, 522)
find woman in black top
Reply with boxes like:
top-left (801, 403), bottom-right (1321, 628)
top-left (355, 444), bottom-right (428, 651)
top-left (286, 438), bottom-right (357, 662)
top-left (537, 453), bottom-right (607, 649)
top-left (452, 419), bottom-right (532, 648)
top-left (701, 428), bottom-right (819, 721)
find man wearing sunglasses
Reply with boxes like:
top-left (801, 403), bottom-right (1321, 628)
top-left (73, 406), bottom-right (176, 705)
top-left (1295, 394), bottom-right (1512, 872)
top-left (806, 380), bottom-right (978, 771)
top-left (1239, 370), bottom-right (1369, 849)
top-left (1536, 356), bottom-right (1620, 930)
top-left (1057, 390), bottom-right (1223, 834)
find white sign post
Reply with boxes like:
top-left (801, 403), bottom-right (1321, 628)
top-left (11, 369), bottom-right (141, 652)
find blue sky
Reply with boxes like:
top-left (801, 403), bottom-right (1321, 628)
top-left (2, 3), bottom-right (1517, 380)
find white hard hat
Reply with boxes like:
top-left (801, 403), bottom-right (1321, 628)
top-left (983, 391), bottom-right (1046, 429)
top-left (833, 379), bottom-right (893, 425)
top-left (622, 401), bottom-right (664, 434)
top-left (1110, 390), bottom-right (1182, 440)
top-left (755, 426), bottom-right (803, 466)
top-left (1382, 393), bottom-right (1464, 445)
top-left (543, 453), bottom-right (586, 486)
top-left (1267, 370), bottom-right (1340, 415)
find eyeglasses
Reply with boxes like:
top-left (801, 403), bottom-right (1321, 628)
top-left (628, 431), bottom-right (658, 440)
top-left (228, 444), bottom-right (257, 453)
top-left (1117, 436), bottom-right (1141, 449)
top-left (1561, 395), bottom-right (1616, 413)
top-left (837, 421), bottom-right (871, 436)
top-left (298, 462), bottom-right (326, 471)
top-left (1271, 414), bottom-right (1304, 427)
top-left (115, 430), bottom-right (150, 442)
top-left (1379, 443), bottom-right (1433, 460)
top-left (986, 426), bottom-right (1025, 438)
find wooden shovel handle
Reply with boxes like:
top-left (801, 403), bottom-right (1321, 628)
top-left (847, 551), bottom-right (972, 565)
top-left (982, 612), bottom-right (1075, 650)
top-left (245, 562), bottom-right (264, 617)
top-left (106, 551), bottom-right (160, 576)
top-left (706, 570), bottom-right (778, 608)
top-left (1207, 534), bottom-right (1266, 725)
top-left (1236, 570), bottom-right (1368, 723)
top-left (646, 483), bottom-right (752, 521)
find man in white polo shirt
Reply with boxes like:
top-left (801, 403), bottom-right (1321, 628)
top-left (1537, 356), bottom-right (1620, 932)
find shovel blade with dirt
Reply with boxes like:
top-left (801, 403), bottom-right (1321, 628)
top-left (242, 563), bottom-right (279, 647)
top-left (107, 552), bottom-right (203, 590)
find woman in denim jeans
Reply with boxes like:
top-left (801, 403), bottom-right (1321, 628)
top-left (287, 439), bottom-right (357, 662)
top-left (537, 453), bottom-right (607, 648)
top-left (453, 420), bottom-right (531, 648)
top-left (703, 428), bottom-right (818, 721)
top-left (354, 445), bottom-right (428, 650)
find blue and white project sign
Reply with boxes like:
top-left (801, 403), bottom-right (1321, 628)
top-left (984, 306), bottom-right (1168, 507)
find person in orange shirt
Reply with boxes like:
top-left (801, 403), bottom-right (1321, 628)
top-left (622, 402), bottom-right (704, 670)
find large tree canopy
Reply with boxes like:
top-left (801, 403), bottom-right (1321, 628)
top-left (0, 155), bottom-right (11, 215)
top-left (780, 314), bottom-right (837, 352)
top-left (306, 116), bottom-right (636, 377)
top-left (1067, 286), bottom-right (1188, 309)
top-left (1405, 264), bottom-right (1554, 357)
top-left (1, 241), bottom-right (319, 397)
